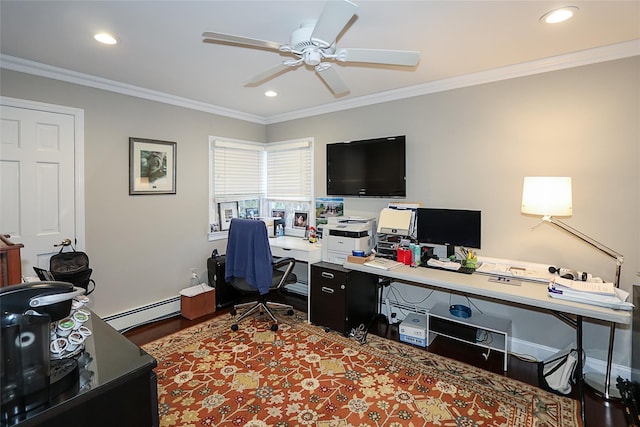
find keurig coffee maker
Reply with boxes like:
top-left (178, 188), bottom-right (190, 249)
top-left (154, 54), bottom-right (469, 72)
top-left (0, 282), bottom-right (84, 424)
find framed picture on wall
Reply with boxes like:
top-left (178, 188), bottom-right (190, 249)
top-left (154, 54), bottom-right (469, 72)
top-left (219, 202), bottom-right (239, 230)
top-left (129, 137), bottom-right (176, 195)
top-left (293, 211), bottom-right (308, 229)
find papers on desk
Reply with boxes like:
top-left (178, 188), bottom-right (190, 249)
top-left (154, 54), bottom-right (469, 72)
top-left (549, 277), bottom-right (615, 295)
top-left (364, 257), bottom-right (404, 271)
top-left (547, 277), bottom-right (634, 311)
top-left (475, 262), bottom-right (553, 283)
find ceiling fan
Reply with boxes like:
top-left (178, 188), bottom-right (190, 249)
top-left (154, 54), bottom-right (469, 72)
top-left (202, 0), bottom-right (420, 95)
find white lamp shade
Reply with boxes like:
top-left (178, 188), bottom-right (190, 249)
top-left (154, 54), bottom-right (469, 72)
top-left (521, 177), bottom-right (572, 217)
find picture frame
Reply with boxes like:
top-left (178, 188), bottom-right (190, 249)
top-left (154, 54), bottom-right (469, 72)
top-left (293, 211), bottom-right (308, 229)
top-left (219, 202), bottom-right (239, 230)
top-left (129, 137), bottom-right (176, 195)
top-left (272, 209), bottom-right (285, 220)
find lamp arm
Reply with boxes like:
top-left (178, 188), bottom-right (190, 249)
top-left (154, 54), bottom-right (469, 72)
top-left (544, 215), bottom-right (624, 287)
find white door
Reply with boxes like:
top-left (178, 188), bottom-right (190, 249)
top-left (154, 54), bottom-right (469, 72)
top-left (0, 99), bottom-right (82, 278)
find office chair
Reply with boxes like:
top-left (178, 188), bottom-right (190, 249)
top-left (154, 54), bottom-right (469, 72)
top-left (225, 218), bottom-right (297, 331)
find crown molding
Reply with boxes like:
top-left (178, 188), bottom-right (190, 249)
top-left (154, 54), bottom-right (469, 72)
top-left (266, 39), bottom-right (640, 124)
top-left (2, 39), bottom-right (638, 126)
top-left (0, 54), bottom-right (267, 125)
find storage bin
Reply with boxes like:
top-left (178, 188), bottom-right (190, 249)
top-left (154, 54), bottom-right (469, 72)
top-left (180, 284), bottom-right (215, 320)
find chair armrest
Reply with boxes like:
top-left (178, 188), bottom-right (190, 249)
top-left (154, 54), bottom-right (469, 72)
top-left (272, 257), bottom-right (296, 269)
top-left (272, 257), bottom-right (296, 288)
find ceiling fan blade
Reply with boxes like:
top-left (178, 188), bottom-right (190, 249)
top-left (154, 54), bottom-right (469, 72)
top-left (202, 31), bottom-right (282, 51)
top-left (244, 63), bottom-right (293, 86)
top-left (335, 48), bottom-right (420, 66)
top-left (311, 0), bottom-right (358, 47)
top-left (315, 64), bottom-right (349, 95)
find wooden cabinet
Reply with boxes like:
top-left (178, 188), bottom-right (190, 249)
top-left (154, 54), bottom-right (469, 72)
top-left (0, 235), bottom-right (23, 287)
top-left (310, 262), bottom-right (377, 336)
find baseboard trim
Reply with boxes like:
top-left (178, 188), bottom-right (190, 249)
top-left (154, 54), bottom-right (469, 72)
top-left (103, 296), bottom-right (181, 332)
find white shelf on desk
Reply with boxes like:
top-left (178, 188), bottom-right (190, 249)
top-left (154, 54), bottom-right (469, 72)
top-left (426, 303), bottom-right (511, 371)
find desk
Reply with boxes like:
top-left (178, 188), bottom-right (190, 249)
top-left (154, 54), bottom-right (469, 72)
top-left (7, 313), bottom-right (158, 427)
top-left (269, 236), bottom-right (322, 265)
top-left (343, 261), bottom-right (632, 425)
top-left (269, 236), bottom-right (322, 313)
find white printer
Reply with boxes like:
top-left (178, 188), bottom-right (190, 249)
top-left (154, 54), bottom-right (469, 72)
top-left (321, 217), bottom-right (377, 264)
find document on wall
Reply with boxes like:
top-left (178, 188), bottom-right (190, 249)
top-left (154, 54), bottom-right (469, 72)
top-left (364, 257), bottom-right (404, 271)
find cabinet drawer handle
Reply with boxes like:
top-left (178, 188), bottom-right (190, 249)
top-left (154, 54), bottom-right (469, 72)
top-left (321, 287), bottom-right (334, 294)
top-left (321, 272), bottom-right (334, 279)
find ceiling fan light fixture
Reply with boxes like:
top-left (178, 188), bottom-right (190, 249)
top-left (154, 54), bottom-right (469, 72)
top-left (94, 32), bottom-right (118, 45)
top-left (540, 6), bottom-right (579, 24)
top-left (304, 49), bottom-right (323, 66)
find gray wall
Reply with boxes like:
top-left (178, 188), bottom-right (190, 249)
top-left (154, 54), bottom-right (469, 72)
top-left (1, 56), bottom-right (638, 368)
top-left (267, 57), bottom-right (640, 366)
top-left (1, 68), bottom-right (264, 319)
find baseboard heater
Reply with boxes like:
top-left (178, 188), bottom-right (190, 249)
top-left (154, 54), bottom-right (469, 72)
top-left (103, 296), bottom-right (181, 332)
top-left (429, 317), bottom-right (478, 342)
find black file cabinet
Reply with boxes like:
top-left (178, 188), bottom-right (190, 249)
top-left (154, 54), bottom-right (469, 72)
top-left (310, 262), bottom-right (378, 336)
top-left (207, 255), bottom-right (242, 309)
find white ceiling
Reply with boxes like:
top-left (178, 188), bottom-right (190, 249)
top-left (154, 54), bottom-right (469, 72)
top-left (1, 1), bottom-right (639, 123)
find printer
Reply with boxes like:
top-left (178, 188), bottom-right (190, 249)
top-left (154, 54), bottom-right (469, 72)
top-left (321, 217), bottom-right (376, 264)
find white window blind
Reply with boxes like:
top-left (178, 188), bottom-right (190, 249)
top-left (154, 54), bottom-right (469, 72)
top-left (266, 140), bottom-right (312, 201)
top-left (213, 139), bottom-right (264, 201)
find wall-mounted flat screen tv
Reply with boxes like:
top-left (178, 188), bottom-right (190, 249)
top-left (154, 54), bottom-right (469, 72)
top-left (326, 135), bottom-right (406, 198)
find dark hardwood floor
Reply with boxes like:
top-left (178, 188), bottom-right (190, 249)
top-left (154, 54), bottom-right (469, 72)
top-left (124, 292), bottom-right (627, 427)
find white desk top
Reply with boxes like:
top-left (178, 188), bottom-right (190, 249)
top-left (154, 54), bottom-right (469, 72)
top-left (343, 261), bottom-right (631, 325)
top-left (269, 236), bottom-right (321, 252)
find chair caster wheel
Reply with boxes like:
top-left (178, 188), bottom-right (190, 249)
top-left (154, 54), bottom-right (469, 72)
top-left (286, 309), bottom-right (294, 316)
top-left (230, 308), bottom-right (237, 316)
top-left (231, 324), bottom-right (239, 331)
top-left (324, 327), bottom-right (330, 333)
top-left (271, 324), bottom-right (279, 332)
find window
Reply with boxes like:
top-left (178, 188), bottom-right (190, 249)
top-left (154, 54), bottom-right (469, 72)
top-left (266, 140), bottom-right (312, 201)
top-left (209, 136), bottom-right (313, 239)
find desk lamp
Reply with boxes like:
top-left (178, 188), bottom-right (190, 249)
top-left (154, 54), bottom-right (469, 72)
top-left (521, 176), bottom-right (624, 400)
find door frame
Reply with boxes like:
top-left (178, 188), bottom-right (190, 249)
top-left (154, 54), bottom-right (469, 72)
top-left (1, 96), bottom-right (86, 250)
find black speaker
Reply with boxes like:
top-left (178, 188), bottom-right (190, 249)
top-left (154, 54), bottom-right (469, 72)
top-left (206, 255), bottom-right (241, 309)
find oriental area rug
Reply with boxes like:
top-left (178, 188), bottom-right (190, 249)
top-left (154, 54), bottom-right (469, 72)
top-left (142, 312), bottom-right (581, 427)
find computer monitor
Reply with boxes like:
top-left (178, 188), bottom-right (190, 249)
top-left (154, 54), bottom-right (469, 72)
top-left (416, 208), bottom-right (481, 249)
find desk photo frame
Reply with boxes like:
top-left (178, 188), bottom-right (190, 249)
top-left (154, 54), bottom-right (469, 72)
top-left (293, 211), bottom-right (308, 229)
top-left (219, 202), bottom-right (238, 230)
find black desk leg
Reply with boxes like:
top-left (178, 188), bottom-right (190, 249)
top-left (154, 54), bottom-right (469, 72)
top-left (577, 315), bottom-right (585, 426)
top-left (356, 277), bottom-right (391, 345)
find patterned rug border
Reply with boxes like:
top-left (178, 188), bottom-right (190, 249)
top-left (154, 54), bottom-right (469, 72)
top-left (143, 311), bottom-right (582, 426)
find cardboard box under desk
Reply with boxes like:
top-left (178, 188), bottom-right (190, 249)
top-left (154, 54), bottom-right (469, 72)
top-left (180, 284), bottom-right (216, 320)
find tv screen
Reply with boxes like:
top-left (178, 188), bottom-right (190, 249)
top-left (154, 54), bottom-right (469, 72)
top-left (326, 135), bottom-right (406, 197)
top-left (416, 208), bottom-right (481, 249)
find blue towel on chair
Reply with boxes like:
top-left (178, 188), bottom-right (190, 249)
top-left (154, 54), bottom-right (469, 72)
top-left (225, 218), bottom-right (273, 295)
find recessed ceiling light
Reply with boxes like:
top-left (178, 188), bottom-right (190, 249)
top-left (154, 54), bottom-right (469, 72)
top-left (265, 90), bottom-right (278, 97)
top-left (94, 32), bottom-right (118, 45)
top-left (540, 6), bottom-right (579, 24)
